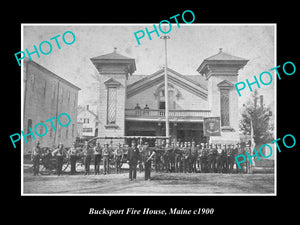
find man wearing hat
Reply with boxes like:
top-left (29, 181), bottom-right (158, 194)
top-left (102, 143), bottom-right (110, 175)
top-left (127, 140), bottom-right (140, 181)
top-left (144, 142), bottom-right (155, 180)
top-left (31, 141), bottom-right (41, 176)
top-left (82, 141), bottom-right (93, 175)
top-left (114, 143), bottom-right (124, 174)
top-left (174, 141), bottom-right (182, 173)
top-left (93, 140), bottom-right (102, 175)
top-left (190, 141), bottom-right (198, 173)
top-left (197, 143), bottom-right (203, 173)
top-left (183, 142), bottom-right (191, 173)
top-left (154, 141), bottom-right (162, 173)
top-left (226, 144), bottom-right (235, 173)
top-left (52, 143), bottom-right (64, 176)
top-left (68, 142), bottom-right (78, 175)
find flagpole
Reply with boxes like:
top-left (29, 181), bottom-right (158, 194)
top-left (160, 30), bottom-right (170, 139)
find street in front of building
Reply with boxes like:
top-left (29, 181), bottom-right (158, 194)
top-left (23, 168), bottom-right (274, 194)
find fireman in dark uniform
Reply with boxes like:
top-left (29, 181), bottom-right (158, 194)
top-left (82, 141), bottom-right (93, 175)
top-left (127, 140), bottom-right (140, 181)
top-left (144, 142), bottom-right (155, 180)
top-left (154, 141), bottom-right (161, 173)
top-left (227, 144), bottom-right (235, 173)
top-left (31, 141), bottom-right (41, 176)
top-left (190, 141), bottom-right (198, 173)
top-left (183, 142), bottom-right (191, 173)
top-left (203, 143), bottom-right (210, 172)
top-left (114, 143), bottom-right (124, 174)
top-left (52, 143), bottom-right (64, 176)
top-left (138, 142), bottom-right (145, 173)
top-left (102, 143), bottom-right (110, 175)
top-left (198, 143), bottom-right (206, 173)
top-left (207, 143), bottom-right (214, 173)
top-left (174, 141), bottom-right (182, 173)
top-left (68, 142), bottom-right (78, 175)
top-left (93, 141), bottom-right (102, 175)
top-left (162, 141), bottom-right (171, 173)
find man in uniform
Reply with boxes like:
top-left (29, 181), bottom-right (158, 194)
top-left (198, 143), bottom-right (205, 173)
top-left (162, 141), bottom-right (171, 173)
top-left (154, 141), bottom-right (161, 173)
top-left (211, 143), bottom-right (218, 173)
top-left (169, 141), bottom-right (176, 172)
top-left (31, 141), bottom-right (41, 176)
top-left (144, 142), bottom-right (155, 180)
top-left (138, 141), bottom-right (145, 173)
top-left (102, 143), bottom-right (110, 175)
top-left (82, 141), bottom-right (93, 175)
top-left (68, 142), bottom-right (78, 175)
top-left (221, 144), bottom-right (228, 173)
top-left (93, 141), bottom-right (102, 175)
top-left (190, 141), bottom-right (198, 173)
top-left (227, 144), bottom-right (235, 173)
top-left (174, 141), bottom-right (182, 173)
top-left (203, 143), bottom-right (210, 172)
top-left (183, 142), bottom-right (191, 173)
top-left (215, 144), bottom-right (223, 173)
top-left (206, 143), bottom-right (213, 173)
top-left (52, 143), bottom-right (64, 176)
top-left (114, 143), bottom-right (124, 174)
top-left (127, 140), bottom-right (140, 181)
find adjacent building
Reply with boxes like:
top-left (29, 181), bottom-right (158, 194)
top-left (90, 48), bottom-right (248, 145)
top-left (77, 105), bottom-right (99, 138)
top-left (23, 58), bottom-right (80, 154)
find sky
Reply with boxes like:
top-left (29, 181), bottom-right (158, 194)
top-left (23, 24), bottom-right (275, 114)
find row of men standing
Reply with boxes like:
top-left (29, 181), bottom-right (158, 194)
top-left (152, 141), bottom-right (250, 174)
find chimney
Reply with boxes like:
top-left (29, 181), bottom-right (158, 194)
top-left (260, 95), bottom-right (263, 109)
top-left (86, 105), bottom-right (89, 110)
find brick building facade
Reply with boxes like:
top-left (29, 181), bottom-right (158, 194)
top-left (23, 59), bottom-right (80, 153)
top-left (90, 48), bottom-right (248, 145)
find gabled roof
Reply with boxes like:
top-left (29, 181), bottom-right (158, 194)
top-left (204, 48), bottom-right (247, 61)
top-left (217, 80), bottom-right (234, 87)
top-left (78, 108), bottom-right (97, 119)
top-left (127, 67), bottom-right (208, 100)
top-left (104, 78), bottom-right (122, 87)
top-left (90, 51), bottom-right (134, 61)
top-left (90, 48), bottom-right (136, 75)
top-left (197, 49), bottom-right (249, 75)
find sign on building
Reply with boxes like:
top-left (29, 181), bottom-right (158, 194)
top-left (203, 117), bottom-right (221, 136)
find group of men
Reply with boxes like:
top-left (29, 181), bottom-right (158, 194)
top-left (151, 140), bottom-right (250, 174)
top-left (30, 139), bottom-right (250, 180)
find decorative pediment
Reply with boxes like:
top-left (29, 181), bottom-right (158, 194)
top-left (127, 68), bottom-right (208, 100)
top-left (217, 80), bottom-right (234, 89)
top-left (104, 78), bottom-right (121, 88)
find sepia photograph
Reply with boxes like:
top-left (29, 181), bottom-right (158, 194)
top-left (21, 24), bottom-right (276, 195)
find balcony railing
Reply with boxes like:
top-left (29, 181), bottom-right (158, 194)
top-left (125, 109), bottom-right (211, 121)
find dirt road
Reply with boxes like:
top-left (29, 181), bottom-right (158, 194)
top-left (23, 170), bottom-right (274, 195)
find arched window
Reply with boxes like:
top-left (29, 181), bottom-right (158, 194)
top-left (155, 84), bottom-right (181, 110)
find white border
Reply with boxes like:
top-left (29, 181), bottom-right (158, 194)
top-left (21, 23), bottom-right (277, 196)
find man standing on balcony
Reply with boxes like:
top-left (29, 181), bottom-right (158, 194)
top-left (144, 104), bottom-right (150, 116)
top-left (134, 103), bottom-right (141, 116)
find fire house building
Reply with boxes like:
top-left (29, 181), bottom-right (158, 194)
top-left (90, 48), bottom-right (248, 145)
